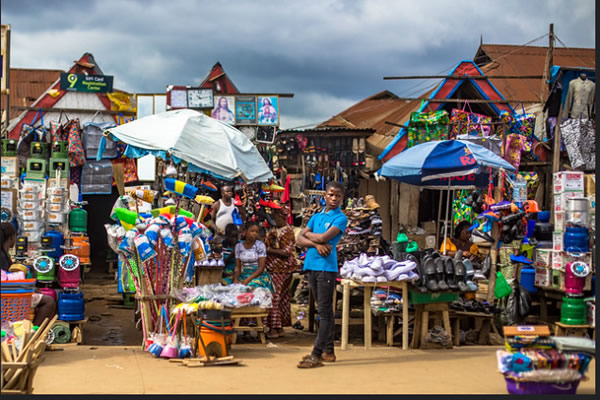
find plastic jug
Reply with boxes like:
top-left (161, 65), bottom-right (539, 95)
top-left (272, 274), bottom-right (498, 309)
top-left (563, 227), bottom-right (590, 253)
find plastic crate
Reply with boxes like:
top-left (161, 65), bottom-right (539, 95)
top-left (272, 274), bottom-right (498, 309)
top-left (408, 290), bottom-right (459, 304)
top-left (1, 290), bottom-right (34, 324)
top-left (504, 376), bottom-right (580, 395)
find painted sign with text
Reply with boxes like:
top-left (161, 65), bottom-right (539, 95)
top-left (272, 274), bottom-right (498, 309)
top-left (60, 72), bottom-right (113, 93)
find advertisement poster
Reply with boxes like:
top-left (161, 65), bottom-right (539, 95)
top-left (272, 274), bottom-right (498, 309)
top-left (257, 95), bottom-right (279, 126)
top-left (211, 95), bottom-right (236, 124)
top-left (235, 96), bottom-right (256, 124)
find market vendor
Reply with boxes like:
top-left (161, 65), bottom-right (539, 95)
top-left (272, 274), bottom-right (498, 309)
top-left (265, 205), bottom-right (298, 339)
top-left (221, 223), bottom-right (240, 281)
top-left (210, 184), bottom-right (245, 235)
top-left (1, 222), bottom-right (57, 326)
top-left (440, 220), bottom-right (481, 260)
top-left (223, 221), bottom-right (272, 290)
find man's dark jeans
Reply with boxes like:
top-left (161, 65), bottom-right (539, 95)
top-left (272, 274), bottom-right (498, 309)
top-left (307, 270), bottom-right (337, 358)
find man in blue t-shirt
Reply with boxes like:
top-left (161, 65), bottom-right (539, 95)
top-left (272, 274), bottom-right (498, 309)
top-left (296, 181), bottom-right (348, 368)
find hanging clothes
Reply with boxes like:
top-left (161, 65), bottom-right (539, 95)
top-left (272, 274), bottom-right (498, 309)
top-left (543, 79), bottom-right (563, 118)
top-left (561, 118), bottom-right (595, 170)
top-left (563, 77), bottom-right (595, 119)
top-left (64, 119), bottom-right (86, 167)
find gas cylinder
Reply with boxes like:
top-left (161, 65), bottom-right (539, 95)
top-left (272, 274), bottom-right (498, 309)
top-left (57, 291), bottom-right (85, 321)
top-left (41, 230), bottom-right (64, 259)
top-left (69, 207), bottom-right (88, 233)
top-left (69, 235), bottom-right (91, 265)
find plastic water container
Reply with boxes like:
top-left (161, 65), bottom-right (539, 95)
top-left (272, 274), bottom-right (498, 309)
top-left (520, 267), bottom-right (537, 293)
top-left (563, 227), bottom-right (590, 253)
top-left (57, 291), bottom-right (85, 321)
top-left (42, 230), bottom-right (64, 259)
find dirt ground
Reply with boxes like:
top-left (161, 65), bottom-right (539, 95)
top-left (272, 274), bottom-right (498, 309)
top-left (29, 272), bottom-right (596, 395)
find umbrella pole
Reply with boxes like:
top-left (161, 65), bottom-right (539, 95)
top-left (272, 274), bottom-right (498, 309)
top-left (443, 180), bottom-right (451, 256)
top-left (436, 191), bottom-right (443, 249)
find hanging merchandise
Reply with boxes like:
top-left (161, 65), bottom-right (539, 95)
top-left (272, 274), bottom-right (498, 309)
top-left (562, 75), bottom-right (595, 119)
top-left (407, 105), bottom-right (449, 147)
top-left (81, 159), bottom-right (114, 194)
top-left (456, 134), bottom-right (502, 157)
top-left (560, 118), bottom-right (595, 170)
top-left (64, 119), bottom-right (86, 167)
top-left (452, 190), bottom-right (473, 227)
top-left (111, 157), bottom-right (139, 185)
top-left (517, 172), bottom-right (540, 201)
top-left (449, 101), bottom-right (492, 138)
top-left (83, 122), bottom-right (118, 160)
top-left (504, 134), bottom-right (528, 170)
top-left (495, 111), bottom-right (514, 141)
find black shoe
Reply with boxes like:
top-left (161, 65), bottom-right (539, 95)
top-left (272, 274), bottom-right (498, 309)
top-left (434, 257), bottom-right (449, 291)
top-left (423, 256), bottom-right (439, 292)
top-left (443, 256), bottom-right (458, 291)
top-left (472, 229), bottom-right (494, 243)
top-left (453, 259), bottom-right (469, 293)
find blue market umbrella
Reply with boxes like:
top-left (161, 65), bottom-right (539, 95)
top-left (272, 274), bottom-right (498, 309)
top-left (378, 139), bottom-right (516, 189)
top-left (378, 140), bottom-right (516, 254)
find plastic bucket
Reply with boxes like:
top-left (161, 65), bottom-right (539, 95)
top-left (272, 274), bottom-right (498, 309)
top-left (504, 376), bottom-right (580, 395)
top-left (520, 267), bottom-right (537, 293)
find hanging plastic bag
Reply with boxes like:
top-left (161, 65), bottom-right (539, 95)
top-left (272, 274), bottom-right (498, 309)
top-left (134, 234), bottom-right (157, 263)
top-left (494, 271), bottom-right (512, 299)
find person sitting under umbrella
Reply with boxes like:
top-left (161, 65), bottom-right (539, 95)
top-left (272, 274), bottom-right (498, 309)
top-left (440, 220), bottom-right (481, 261)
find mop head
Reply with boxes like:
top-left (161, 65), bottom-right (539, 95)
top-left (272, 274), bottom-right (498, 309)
top-left (148, 334), bottom-right (166, 357)
top-left (160, 337), bottom-right (179, 359)
top-left (178, 336), bottom-right (193, 358)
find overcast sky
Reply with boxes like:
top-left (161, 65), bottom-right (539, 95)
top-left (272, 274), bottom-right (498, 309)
top-left (2, 0), bottom-right (595, 129)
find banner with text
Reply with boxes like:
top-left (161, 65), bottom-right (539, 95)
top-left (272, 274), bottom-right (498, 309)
top-left (60, 72), bottom-right (114, 93)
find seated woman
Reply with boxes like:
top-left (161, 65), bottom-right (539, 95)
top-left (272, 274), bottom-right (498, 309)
top-left (440, 220), bottom-right (481, 261)
top-left (223, 221), bottom-right (272, 290)
top-left (1, 222), bottom-right (56, 326)
top-left (221, 223), bottom-right (240, 282)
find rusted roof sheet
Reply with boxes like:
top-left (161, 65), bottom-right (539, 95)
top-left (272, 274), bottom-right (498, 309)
top-left (2, 68), bottom-right (63, 119)
top-left (477, 44), bottom-right (595, 103)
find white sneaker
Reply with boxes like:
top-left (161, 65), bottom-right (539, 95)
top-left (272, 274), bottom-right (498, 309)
top-left (361, 276), bottom-right (376, 283)
top-left (358, 253), bottom-right (370, 266)
top-left (370, 257), bottom-right (384, 271)
top-left (217, 259), bottom-right (225, 267)
top-left (209, 259), bottom-right (218, 266)
top-left (376, 276), bottom-right (387, 282)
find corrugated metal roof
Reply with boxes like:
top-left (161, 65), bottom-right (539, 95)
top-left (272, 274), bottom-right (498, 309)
top-left (2, 68), bottom-right (63, 119)
top-left (477, 44), bottom-right (595, 103)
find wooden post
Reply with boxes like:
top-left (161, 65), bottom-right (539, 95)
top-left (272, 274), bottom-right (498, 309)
top-left (487, 173), bottom-right (503, 303)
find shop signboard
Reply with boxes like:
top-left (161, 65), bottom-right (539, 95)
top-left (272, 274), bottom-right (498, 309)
top-left (60, 72), bottom-right (114, 93)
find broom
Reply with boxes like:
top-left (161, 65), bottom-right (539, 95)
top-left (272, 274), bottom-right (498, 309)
top-left (178, 310), bottom-right (193, 358)
top-left (160, 310), bottom-right (181, 359)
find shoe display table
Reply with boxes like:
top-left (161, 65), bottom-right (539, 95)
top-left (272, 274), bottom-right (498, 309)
top-left (340, 279), bottom-right (409, 350)
top-left (231, 306), bottom-right (270, 344)
top-left (411, 302), bottom-right (453, 349)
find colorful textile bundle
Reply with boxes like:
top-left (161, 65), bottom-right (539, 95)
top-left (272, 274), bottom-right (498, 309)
top-left (407, 109), bottom-right (449, 147)
top-left (449, 102), bottom-right (492, 138)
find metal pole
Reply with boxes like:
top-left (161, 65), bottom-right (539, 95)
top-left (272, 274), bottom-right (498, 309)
top-left (442, 179), bottom-right (451, 255)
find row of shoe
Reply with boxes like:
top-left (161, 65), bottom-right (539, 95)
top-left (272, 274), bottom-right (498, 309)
top-left (450, 298), bottom-right (500, 314)
top-left (340, 254), bottom-right (419, 283)
top-left (196, 258), bottom-right (225, 267)
top-left (370, 289), bottom-right (403, 314)
top-left (413, 250), bottom-right (479, 293)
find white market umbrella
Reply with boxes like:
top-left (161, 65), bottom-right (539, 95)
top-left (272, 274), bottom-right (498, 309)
top-left (105, 109), bottom-right (273, 183)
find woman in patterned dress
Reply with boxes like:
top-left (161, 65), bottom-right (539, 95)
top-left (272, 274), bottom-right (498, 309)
top-left (223, 221), bottom-right (272, 290)
top-left (265, 207), bottom-right (298, 338)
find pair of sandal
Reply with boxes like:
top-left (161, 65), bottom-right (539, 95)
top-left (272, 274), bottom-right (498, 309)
top-left (297, 353), bottom-right (336, 368)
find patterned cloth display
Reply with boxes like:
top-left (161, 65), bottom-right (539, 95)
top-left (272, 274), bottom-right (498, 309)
top-left (111, 157), bottom-right (138, 185)
top-left (407, 109), bottom-right (449, 147)
top-left (504, 134), bottom-right (528, 170)
top-left (452, 190), bottom-right (473, 227)
top-left (561, 118), bottom-right (596, 170)
top-left (449, 102), bottom-right (492, 137)
top-left (64, 119), bottom-right (86, 167)
top-left (49, 121), bottom-right (68, 142)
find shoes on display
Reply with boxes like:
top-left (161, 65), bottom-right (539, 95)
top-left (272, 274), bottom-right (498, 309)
top-left (443, 256), bottom-right (458, 291)
top-left (462, 259), bottom-right (479, 292)
top-left (434, 257), bottom-right (449, 291)
top-left (423, 256), bottom-right (439, 292)
top-left (472, 228), bottom-right (494, 243)
top-left (200, 179), bottom-right (218, 192)
top-left (453, 258), bottom-right (469, 293)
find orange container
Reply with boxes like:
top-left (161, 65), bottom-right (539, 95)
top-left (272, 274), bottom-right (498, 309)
top-left (69, 235), bottom-right (90, 265)
top-left (197, 326), bottom-right (230, 358)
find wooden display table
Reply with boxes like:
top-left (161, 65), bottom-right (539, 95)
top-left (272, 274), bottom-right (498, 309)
top-left (231, 306), bottom-right (270, 344)
top-left (554, 322), bottom-right (595, 339)
top-left (340, 279), bottom-right (409, 350)
top-left (411, 302), bottom-right (452, 349)
top-left (450, 310), bottom-right (498, 346)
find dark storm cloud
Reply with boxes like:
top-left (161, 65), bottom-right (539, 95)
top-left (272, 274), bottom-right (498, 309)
top-left (1, 0), bottom-right (594, 128)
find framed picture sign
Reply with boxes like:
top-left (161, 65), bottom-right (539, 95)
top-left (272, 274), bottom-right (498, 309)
top-left (235, 96), bottom-right (256, 124)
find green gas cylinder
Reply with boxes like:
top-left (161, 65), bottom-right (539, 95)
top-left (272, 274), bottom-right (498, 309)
top-left (69, 207), bottom-right (88, 233)
top-left (560, 296), bottom-right (587, 325)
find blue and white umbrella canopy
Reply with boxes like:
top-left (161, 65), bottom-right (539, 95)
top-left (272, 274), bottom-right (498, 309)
top-left (378, 140), bottom-right (516, 188)
top-left (103, 109), bottom-right (273, 183)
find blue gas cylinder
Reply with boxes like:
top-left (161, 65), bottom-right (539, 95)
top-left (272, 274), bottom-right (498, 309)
top-left (42, 230), bottom-right (64, 259)
top-left (563, 226), bottom-right (590, 253)
top-left (57, 291), bottom-right (85, 321)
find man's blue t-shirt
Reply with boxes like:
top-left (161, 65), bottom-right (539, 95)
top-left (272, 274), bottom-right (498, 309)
top-left (303, 207), bottom-right (348, 272)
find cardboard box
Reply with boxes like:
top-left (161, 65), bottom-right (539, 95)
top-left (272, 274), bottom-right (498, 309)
top-left (422, 221), bottom-right (437, 235)
top-left (554, 212), bottom-right (565, 232)
top-left (584, 174), bottom-right (595, 196)
top-left (534, 267), bottom-right (551, 287)
top-left (0, 189), bottom-right (17, 214)
top-left (534, 248), bottom-right (553, 268)
top-left (1, 156), bottom-right (19, 177)
top-left (553, 191), bottom-right (581, 213)
top-left (553, 171), bottom-right (584, 193)
top-left (425, 235), bottom-right (436, 249)
top-left (551, 251), bottom-right (592, 272)
top-left (552, 232), bottom-right (563, 252)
